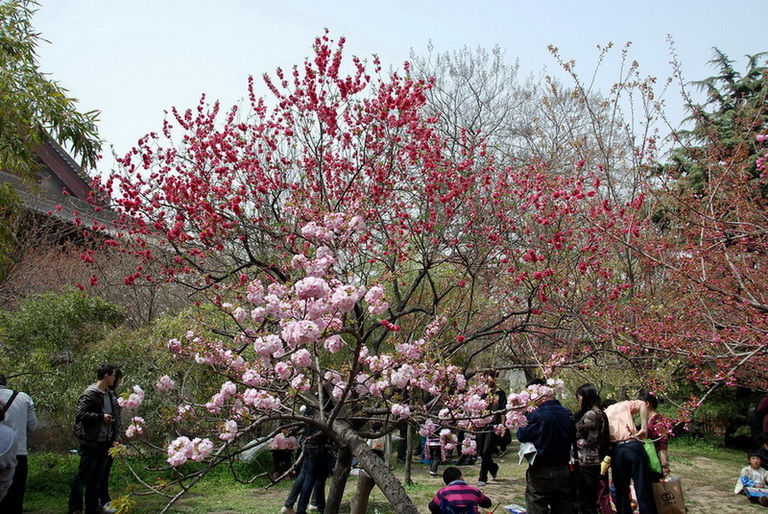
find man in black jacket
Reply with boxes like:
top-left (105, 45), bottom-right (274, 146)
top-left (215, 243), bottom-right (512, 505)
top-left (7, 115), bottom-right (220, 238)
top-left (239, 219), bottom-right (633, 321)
top-left (68, 364), bottom-right (117, 514)
top-left (516, 378), bottom-right (576, 514)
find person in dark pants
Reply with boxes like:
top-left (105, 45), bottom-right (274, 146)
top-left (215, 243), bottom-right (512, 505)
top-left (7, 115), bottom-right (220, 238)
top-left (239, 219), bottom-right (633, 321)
top-left (68, 364), bottom-right (118, 514)
top-left (604, 398), bottom-right (657, 514)
top-left (0, 373), bottom-right (38, 514)
top-left (516, 378), bottom-right (576, 514)
top-left (427, 434), bottom-right (443, 477)
top-left (477, 374), bottom-right (507, 486)
top-left (282, 430), bottom-right (334, 514)
top-left (574, 383), bottom-right (610, 514)
top-left (98, 368), bottom-right (122, 512)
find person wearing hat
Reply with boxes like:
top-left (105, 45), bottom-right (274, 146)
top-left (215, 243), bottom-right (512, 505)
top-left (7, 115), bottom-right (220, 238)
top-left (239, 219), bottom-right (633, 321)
top-left (0, 373), bottom-right (38, 514)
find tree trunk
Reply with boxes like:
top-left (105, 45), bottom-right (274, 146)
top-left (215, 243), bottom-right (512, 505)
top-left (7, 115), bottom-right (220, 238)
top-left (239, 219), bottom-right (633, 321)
top-left (350, 470), bottom-right (376, 514)
top-left (403, 423), bottom-right (414, 486)
top-left (332, 420), bottom-right (419, 514)
top-left (326, 445), bottom-right (353, 513)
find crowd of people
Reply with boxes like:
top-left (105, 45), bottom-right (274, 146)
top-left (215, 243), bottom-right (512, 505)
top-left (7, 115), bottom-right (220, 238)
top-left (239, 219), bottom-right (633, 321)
top-left (272, 378), bottom-right (674, 514)
top-left (1, 364), bottom-right (767, 513)
top-left (0, 365), bottom-right (123, 514)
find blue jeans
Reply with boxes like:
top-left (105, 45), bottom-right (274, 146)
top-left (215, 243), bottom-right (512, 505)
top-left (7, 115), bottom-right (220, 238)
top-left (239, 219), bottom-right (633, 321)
top-left (69, 442), bottom-right (111, 514)
top-left (284, 443), bottom-right (333, 514)
top-left (612, 440), bottom-right (658, 514)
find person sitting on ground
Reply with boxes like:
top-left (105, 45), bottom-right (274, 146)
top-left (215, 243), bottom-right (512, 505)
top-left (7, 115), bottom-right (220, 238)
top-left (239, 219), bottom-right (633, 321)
top-left (735, 451), bottom-right (768, 506)
top-left (428, 466), bottom-right (492, 514)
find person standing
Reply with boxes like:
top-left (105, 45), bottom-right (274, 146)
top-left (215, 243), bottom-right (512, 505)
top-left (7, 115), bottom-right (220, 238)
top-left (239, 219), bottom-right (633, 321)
top-left (477, 374), bottom-right (507, 486)
top-left (643, 392), bottom-right (671, 480)
top-left (0, 402), bottom-right (18, 503)
top-left (99, 368), bottom-right (122, 513)
top-left (516, 378), bottom-right (576, 514)
top-left (68, 364), bottom-right (118, 514)
top-left (270, 425), bottom-right (298, 479)
top-left (574, 383), bottom-right (610, 514)
top-left (604, 397), bottom-right (658, 514)
top-left (0, 373), bottom-right (38, 514)
top-left (282, 421), bottom-right (334, 514)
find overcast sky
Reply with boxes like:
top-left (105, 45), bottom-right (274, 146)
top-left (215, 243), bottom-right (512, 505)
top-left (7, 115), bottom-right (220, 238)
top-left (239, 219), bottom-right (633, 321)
top-left (33, 0), bottom-right (766, 173)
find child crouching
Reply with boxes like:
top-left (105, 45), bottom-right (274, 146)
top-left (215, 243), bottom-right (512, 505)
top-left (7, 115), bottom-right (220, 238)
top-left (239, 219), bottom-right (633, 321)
top-left (428, 466), bottom-right (492, 514)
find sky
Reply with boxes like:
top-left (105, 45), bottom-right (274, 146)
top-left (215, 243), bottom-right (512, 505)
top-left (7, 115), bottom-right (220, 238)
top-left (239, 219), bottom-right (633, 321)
top-left (32, 0), bottom-right (767, 174)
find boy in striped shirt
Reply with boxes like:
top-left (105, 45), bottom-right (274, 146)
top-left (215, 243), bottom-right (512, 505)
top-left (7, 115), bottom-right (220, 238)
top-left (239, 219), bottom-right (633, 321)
top-left (428, 466), bottom-right (493, 514)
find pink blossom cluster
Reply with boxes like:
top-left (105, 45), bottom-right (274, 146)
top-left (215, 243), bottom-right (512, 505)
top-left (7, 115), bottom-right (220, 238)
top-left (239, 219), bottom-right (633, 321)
top-left (756, 135), bottom-right (767, 176)
top-left (461, 435), bottom-right (477, 455)
top-left (174, 403), bottom-right (193, 422)
top-left (155, 375), bottom-right (175, 393)
top-left (166, 436), bottom-right (214, 466)
top-left (419, 419), bottom-right (438, 438)
top-left (395, 340), bottom-right (424, 360)
top-left (253, 334), bottom-right (283, 359)
top-left (391, 403), bottom-right (411, 419)
top-left (206, 381), bottom-right (237, 414)
top-left (329, 283), bottom-right (365, 314)
top-left (292, 246), bottom-right (335, 277)
top-left (323, 334), bottom-right (343, 353)
top-left (301, 221), bottom-right (335, 243)
top-left (364, 285), bottom-right (389, 315)
top-left (300, 213), bottom-right (366, 244)
top-left (241, 389), bottom-right (281, 410)
top-left (281, 320), bottom-right (321, 347)
top-left (440, 429), bottom-right (458, 461)
top-left (294, 276), bottom-right (331, 300)
top-left (219, 419), bottom-right (238, 442)
top-left (125, 417), bottom-right (146, 438)
top-left (118, 385), bottom-right (145, 410)
top-left (424, 315), bottom-right (448, 338)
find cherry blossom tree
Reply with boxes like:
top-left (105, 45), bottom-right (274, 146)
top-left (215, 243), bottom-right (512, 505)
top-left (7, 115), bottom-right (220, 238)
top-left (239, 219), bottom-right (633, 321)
top-left (598, 50), bottom-right (768, 400)
top-left (92, 32), bottom-right (638, 512)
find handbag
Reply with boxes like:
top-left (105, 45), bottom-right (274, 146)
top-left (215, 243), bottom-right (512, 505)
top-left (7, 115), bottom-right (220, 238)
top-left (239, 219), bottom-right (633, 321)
top-left (652, 477), bottom-right (686, 514)
top-left (643, 440), bottom-right (662, 474)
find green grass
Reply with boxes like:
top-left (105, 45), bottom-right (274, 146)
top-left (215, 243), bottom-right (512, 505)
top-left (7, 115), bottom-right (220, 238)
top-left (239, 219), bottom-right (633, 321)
top-left (25, 438), bottom-right (754, 513)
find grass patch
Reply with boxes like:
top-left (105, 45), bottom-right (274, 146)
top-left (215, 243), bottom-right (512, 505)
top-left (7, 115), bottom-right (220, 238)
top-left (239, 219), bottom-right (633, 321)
top-left (25, 440), bottom-right (754, 513)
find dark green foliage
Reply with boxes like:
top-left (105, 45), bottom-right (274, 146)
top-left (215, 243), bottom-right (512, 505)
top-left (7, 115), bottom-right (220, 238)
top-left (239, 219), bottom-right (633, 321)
top-left (0, 0), bottom-right (101, 179)
top-left (0, 183), bottom-right (21, 280)
top-left (0, 287), bottom-right (124, 361)
top-left (666, 48), bottom-right (768, 194)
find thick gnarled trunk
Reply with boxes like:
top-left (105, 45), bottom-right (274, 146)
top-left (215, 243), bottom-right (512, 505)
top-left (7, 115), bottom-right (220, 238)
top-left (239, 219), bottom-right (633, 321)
top-left (332, 420), bottom-right (419, 514)
top-left (326, 445), bottom-right (353, 513)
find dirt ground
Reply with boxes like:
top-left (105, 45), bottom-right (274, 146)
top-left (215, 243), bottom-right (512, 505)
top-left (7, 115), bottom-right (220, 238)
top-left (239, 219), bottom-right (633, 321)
top-left (434, 449), bottom-right (763, 514)
top-left (182, 442), bottom-right (762, 513)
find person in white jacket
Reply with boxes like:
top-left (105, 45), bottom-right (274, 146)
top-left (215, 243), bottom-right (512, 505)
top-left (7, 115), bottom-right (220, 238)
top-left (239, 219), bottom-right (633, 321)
top-left (0, 374), bottom-right (38, 513)
top-left (735, 451), bottom-right (768, 507)
top-left (0, 401), bottom-right (19, 502)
